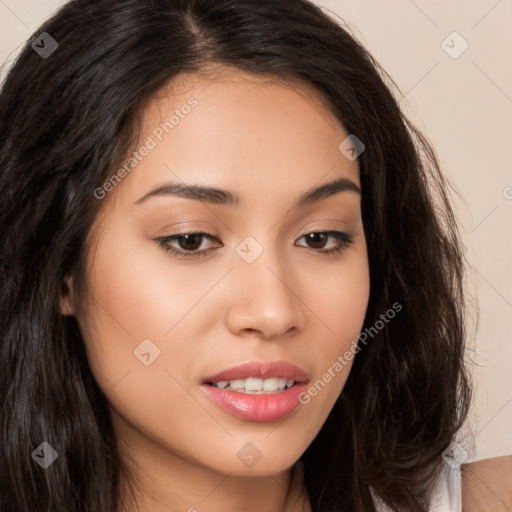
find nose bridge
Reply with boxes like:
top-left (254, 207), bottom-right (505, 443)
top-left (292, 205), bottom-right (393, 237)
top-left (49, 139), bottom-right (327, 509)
top-left (236, 234), bottom-right (294, 304)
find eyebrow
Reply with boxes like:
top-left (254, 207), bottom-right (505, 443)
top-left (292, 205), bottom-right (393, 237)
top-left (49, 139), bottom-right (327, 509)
top-left (134, 176), bottom-right (361, 209)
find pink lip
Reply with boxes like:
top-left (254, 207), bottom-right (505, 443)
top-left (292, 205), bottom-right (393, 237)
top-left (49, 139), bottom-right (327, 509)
top-left (201, 360), bottom-right (309, 423)
top-left (202, 360), bottom-right (309, 384)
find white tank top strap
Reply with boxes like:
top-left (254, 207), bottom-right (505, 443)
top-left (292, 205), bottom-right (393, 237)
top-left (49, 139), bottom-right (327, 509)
top-left (429, 463), bottom-right (462, 511)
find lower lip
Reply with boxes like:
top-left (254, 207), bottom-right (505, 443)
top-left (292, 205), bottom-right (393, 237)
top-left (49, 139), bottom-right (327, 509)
top-left (201, 383), bottom-right (307, 422)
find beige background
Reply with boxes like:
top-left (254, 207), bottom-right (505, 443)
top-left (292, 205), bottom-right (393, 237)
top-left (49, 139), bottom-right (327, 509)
top-left (1, 0), bottom-right (510, 463)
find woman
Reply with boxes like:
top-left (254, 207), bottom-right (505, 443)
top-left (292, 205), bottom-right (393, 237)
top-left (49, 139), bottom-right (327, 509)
top-left (1, 0), bottom-right (507, 510)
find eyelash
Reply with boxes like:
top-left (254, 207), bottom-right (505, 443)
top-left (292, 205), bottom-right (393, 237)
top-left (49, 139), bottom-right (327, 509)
top-left (154, 230), bottom-right (355, 260)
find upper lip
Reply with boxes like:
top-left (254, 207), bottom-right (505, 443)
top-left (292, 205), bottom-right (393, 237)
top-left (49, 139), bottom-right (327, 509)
top-left (202, 360), bottom-right (310, 384)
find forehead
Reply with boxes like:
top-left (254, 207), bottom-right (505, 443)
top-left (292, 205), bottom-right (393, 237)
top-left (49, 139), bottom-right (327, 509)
top-left (109, 67), bottom-right (360, 207)
top-left (141, 66), bottom-right (342, 132)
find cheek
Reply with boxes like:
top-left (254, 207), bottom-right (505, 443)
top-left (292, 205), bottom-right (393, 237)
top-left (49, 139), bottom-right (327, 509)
top-left (76, 223), bottom-right (204, 391)
top-left (309, 246), bottom-right (370, 343)
top-left (82, 218), bottom-right (222, 341)
top-left (302, 249), bottom-right (370, 399)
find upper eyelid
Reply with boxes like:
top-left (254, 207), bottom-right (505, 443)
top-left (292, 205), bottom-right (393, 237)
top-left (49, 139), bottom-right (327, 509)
top-left (160, 218), bottom-right (350, 237)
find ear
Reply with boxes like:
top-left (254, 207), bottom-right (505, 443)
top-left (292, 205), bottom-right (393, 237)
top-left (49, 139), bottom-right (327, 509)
top-left (58, 275), bottom-right (75, 316)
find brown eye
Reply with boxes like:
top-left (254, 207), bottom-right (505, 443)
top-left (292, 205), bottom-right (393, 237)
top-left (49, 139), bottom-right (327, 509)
top-left (304, 232), bottom-right (329, 249)
top-left (297, 231), bottom-right (355, 256)
top-left (175, 233), bottom-right (205, 251)
top-left (155, 231), bottom-right (222, 260)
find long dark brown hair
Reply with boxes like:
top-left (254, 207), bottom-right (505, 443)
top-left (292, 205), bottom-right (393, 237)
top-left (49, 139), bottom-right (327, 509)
top-left (0, 0), bottom-right (472, 510)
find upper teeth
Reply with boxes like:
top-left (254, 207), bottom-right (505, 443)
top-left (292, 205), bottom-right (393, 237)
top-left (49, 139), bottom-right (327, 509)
top-left (214, 377), bottom-right (295, 392)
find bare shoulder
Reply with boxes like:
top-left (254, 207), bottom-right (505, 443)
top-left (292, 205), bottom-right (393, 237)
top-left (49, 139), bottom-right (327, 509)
top-left (461, 455), bottom-right (512, 511)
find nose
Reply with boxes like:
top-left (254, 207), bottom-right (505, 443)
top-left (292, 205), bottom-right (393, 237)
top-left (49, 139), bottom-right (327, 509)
top-left (224, 241), bottom-right (306, 340)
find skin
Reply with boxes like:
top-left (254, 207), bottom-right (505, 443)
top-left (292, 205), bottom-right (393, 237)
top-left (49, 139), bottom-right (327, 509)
top-left (59, 67), bottom-right (370, 512)
top-left (462, 455), bottom-right (512, 511)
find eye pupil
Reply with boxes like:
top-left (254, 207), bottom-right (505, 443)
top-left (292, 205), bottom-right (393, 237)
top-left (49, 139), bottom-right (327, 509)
top-left (306, 232), bottom-right (327, 249)
top-left (178, 234), bottom-right (203, 251)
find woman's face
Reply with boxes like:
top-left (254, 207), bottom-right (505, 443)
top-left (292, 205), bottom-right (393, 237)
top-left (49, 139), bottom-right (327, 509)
top-left (64, 68), bottom-right (370, 478)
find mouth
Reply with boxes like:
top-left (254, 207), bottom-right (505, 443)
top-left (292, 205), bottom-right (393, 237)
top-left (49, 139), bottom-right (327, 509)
top-left (201, 360), bottom-right (310, 422)
top-left (202, 360), bottom-right (309, 391)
